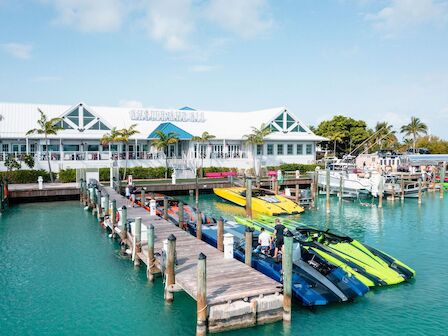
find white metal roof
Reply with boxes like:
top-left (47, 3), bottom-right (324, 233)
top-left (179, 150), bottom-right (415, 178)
top-left (0, 101), bottom-right (326, 142)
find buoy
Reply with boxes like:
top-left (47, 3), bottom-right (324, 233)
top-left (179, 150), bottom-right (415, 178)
top-left (125, 248), bottom-right (132, 255)
top-left (84, 206), bottom-right (89, 211)
top-left (108, 234), bottom-right (112, 238)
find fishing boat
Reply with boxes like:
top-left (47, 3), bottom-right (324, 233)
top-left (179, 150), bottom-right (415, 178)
top-left (383, 176), bottom-right (426, 198)
top-left (238, 216), bottom-right (415, 287)
top-left (213, 187), bottom-right (304, 216)
top-left (317, 170), bottom-right (374, 197)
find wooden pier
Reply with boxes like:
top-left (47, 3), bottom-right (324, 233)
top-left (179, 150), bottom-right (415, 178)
top-left (81, 183), bottom-right (285, 334)
top-left (8, 182), bottom-right (80, 202)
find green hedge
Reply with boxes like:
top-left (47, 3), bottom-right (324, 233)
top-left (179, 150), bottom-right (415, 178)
top-left (0, 170), bottom-right (56, 183)
top-left (58, 167), bottom-right (172, 183)
top-left (267, 163), bottom-right (324, 173)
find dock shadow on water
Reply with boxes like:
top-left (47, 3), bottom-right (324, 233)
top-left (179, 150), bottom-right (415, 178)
top-left (1, 195), bottom-right (447, 335)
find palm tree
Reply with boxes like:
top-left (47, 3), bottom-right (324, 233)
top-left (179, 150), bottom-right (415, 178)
top-left (400, 117), bottom-right (428, 153)
top-left (191, 131), bottom-right (216, 177)
top-left (244, 123), bottom-right (271, 177)
top-left (26, 108), bottom-right (62, 182)
top-left (373, 122), bottom-right (397, 150)
top-left (118, 124), bottom-right (140, 179)
top-left (152, 130), bottom-right (179, 178)
top-left (328, 131), bottom-right (344, 156)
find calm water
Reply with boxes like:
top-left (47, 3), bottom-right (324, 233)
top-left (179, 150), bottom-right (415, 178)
top-left (1, 193), bottom-right (447, 335)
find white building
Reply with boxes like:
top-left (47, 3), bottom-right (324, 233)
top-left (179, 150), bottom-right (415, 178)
top-left (0, 102), bottom-right (326, 173)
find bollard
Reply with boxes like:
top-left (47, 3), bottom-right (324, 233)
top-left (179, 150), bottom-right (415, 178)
top-left (196, 211), bottom-right (202, 240)
top-left (282, 232), bottom-right (293, 322)
top-left (401, 174), bottom-right (405, 201)
top-left (147, 223), bottom-right (155, 281)
top-left (178, 202), bottom-right (185, 229)
top-left (418, 179), bottom-right (422, 204)
top-left (111, 199), bottom-right (117, 225)
top-left (217, 217), bottom-right (224, 252)
top-left (163, 196), bottom-right (168, 220)
top-left (140, 188), bottom-right (146, 207)
top-left (244, 227), bottom-right (253, 267)
top-left (223, 233), bottom-right (234, 259)
top-left (133, 217), bottom-right (142, 267)
top-left (165, 234), bottom-right (176, 303)
top-left (246, 178), bottom-right (253, 218)
top-left (325, 169), bottom-right (330, 213)
top-left (196, 253), bottom-right (207, 336)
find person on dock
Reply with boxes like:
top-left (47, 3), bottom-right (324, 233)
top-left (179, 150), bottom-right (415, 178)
top-left (273, 218), bottom-right (286, 260)
top-left (130, 185), bottom-right (137, 207)
top-left (125, 184), bottom-right (131, 205)
top-left (253, 228), bottom-right (272, 254)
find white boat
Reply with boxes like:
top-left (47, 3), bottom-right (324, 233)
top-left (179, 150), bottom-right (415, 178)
top-left (317, 170), bottom-right (375, 197)
top-left (382, 176), bottom-right (426, 198)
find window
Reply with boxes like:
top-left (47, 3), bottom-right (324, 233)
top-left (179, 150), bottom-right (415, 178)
top-left (110, 144), bottom-right (118, 152)
top-left (257, 144), bottom-right (263, 155)
top-left (43, 145), bottom-right (60, 151)
top-left (66, 109), bottom-right (79, 126)
top-left (30, 144), bottom-right (36, 153)
top-left (287, 144), bottom-right (293, 155)
top-left (87, 145), bottom-right (99, 151)
top-left (297, 144), bottom-right (303, 155)
top-left (267, 144), bottom-right (273, 155)
top-left (62, 144), bottom-right (79, 152)
top-left (306, 144), bottom-right (312, 155)
top-left (83, 109), bottom-right (96, 126)
top-left (277, 144), bottom-right (284, 155)
top-left (12, 145), bottom-right (19, 152)
top-left (1, 144), bottom-right (9, 152)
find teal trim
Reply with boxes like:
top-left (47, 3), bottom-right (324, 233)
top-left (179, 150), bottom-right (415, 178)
top-left (148, 122), bottom-right (193, 140)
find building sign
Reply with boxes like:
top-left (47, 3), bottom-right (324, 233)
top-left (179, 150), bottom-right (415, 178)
top-left (129, 109), bottom-right (206, 123)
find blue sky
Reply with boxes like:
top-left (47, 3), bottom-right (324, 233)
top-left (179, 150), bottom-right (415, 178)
top-left (1, 0), bottom-right (448, 138)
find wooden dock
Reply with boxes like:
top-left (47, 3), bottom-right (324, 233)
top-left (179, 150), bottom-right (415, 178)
top-left (8, 182), bottom-right (80, 201)
top-left (83, 184), bottom-right (285, 334)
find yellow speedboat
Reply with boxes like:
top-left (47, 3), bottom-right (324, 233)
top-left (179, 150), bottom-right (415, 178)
top-left (213, 187), bottom-right (304, 216)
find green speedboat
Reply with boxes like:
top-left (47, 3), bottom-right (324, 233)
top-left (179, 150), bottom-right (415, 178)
top-left (234, 216), bottom-right (416, 287)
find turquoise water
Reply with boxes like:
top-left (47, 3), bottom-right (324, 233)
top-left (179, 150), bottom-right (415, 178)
top-left (1, 193), bottom-right (447, 335)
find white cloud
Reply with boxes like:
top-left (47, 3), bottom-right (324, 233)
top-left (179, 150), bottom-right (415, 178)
top-left (143, 0), bottom-right (195, 51)
top-left (46, 0), bottom-right (127, 32)
top-left (0, 42), bottom-right (32, 59)
top-left (31, 76), bottom-right (62, 82)
top-left (366, 0), bottom-right (448, 36)
top-left (205, 0), bottom-right (272, 38)
top-left (188, 64), bottom-right (216, 73)
top-left (118, 100), bottom-right (144, 108)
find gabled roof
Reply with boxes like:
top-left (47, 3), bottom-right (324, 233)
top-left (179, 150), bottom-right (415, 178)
top-left (179, 106), bottom-right (196, 111)
top-left (147, 122), bottom-right (193, 140)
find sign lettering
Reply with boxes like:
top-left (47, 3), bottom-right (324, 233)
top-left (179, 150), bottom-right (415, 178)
top-left (129, 109), bottom-right (206, 123)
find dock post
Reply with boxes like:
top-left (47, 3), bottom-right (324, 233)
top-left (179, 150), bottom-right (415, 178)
top-left (295, 184), bottom-right (300, 203)
top-left (325, 169), bottom-right (330, 213)
top-left (378, 175), bottom-right (383, 208)
top-left (147, 223), bottom-right (155, 281)
top-left (163, 196), bottom-right (168, 220)
top-left (282, 232), bottom-right (293, 322)
top-left (140, 188), bottom-right (146, 207)
top-left (391, 185), bottom-right (395, 202)
top-left (401, 174), bottom-right (405, 201)
top-left (339, 174), bottom-right (343, 201)
top-left (165, 234), bottom-right (176, 303)
top-left (79, 179), bottom-right (84, 203)
top-left (246, 177), bottom-right (253, 218)
top-left (196, 211), bottom-right (202, 240)
top-left (133, 217), bottom-right (142, 267)
top-left (96, 189), bottom-right (102, 221)
top-left (418, 179), bottom-right (422, 204)
top-left (217, 217), bottom-right (224, 252)
top-left (91, 187), bottom-right (98, 215)
top-left (120, 206), bottom-right (127, 248)
top-left (440, 162), bottom-right (446, 199)
top-left (196, 253), bottom-right (207, 336)
top-left (311, 172), bottom-right (316, 208)
top-left (178, 202), bottom-right (185, 230)
top-left (245, 227), bottom-right (253, 266)
top-left (103, 193), bottom-right (110, 219)
top-left (111, 199), bottom-right (117, 226)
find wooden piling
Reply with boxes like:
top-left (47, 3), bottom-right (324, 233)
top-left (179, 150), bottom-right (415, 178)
top-left (165, 234), bottom-right (176, 303)
top-left (217, 217), bottom-right (224, 252)
top-left (246, 178), bottom-right (253, 219)
top-left (325, 169), bottom-right (330, 213)
top-left (294, 184), bottom-right (300, 203)
top-left (282, 233), bottom-right (293, 322)
top-left (91, 188), bottom-right (98, 215)
top-left (418, 179), bottom-right (422, 204)
top-left (401, 173), bottom-right (405, 201)
top-left (378, 175), bottom-right (383, 208)
top-left (440, 162), bottom-right (446, 199)
top-left (178, 201), bottom-right (185, 230)
top-left (163, 196), bottom-right (168, 220)
top-left (391, 185), bottom-right (395, 201)
top-left (79, 179), bottom-right (84, 203)
top-left (120, 205), bottom-right (127, 244)
top-left (96, 189), bottom-right (102, 221)
top-left (339, 174), bottom-right (343, 201)
top-left (103, 193), bottom-right (109, 219)
top-left (245, 227), bottom-right (253, 267)
top-left (133, 217), bottom-right (142, 267)
top-left (111, 199), bottom-right (117, 225)
top-left (140, 188), bottom-right (146, 207)
top-left (197, 211), bottom-right (202, 240)
top-left (146, 223), bottom-right (155, 281)
top-left (196, 253), bottom-right (207, 336)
